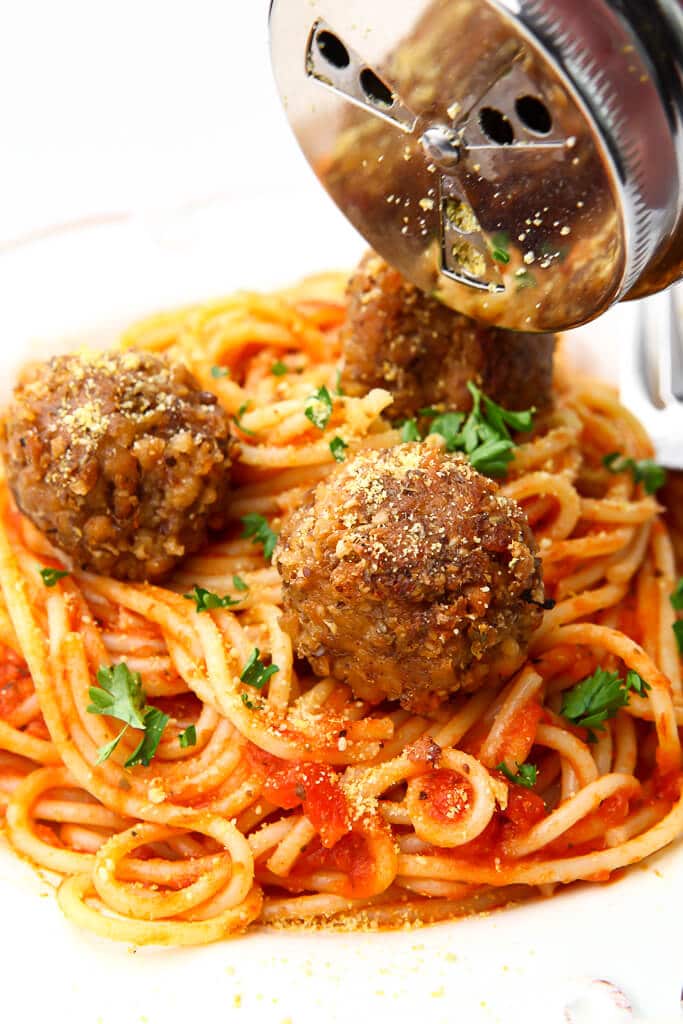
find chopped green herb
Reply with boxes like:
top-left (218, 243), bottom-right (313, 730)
top-left (603, 452), bottom-right (666, 494)
top-left (490, 231), bottom-right (510, 264)
top-left (334, 370), bottom-right (345, 396)
top-left (330, 436), bottom-right (348, 462)
top-left (495, 761), bottom-right (538, 788)
top-left (183, 584), bottom-right (241, 613)
top-left (179, 725), bottom-right (197, 749)
top-left (428, 412), bottom-right (465, 452)
top-left (398, 383), bottom-right (536, 478)
top-left (241, 513), bottom-right (278, 562)
top-left (87, 663), bottom-right (168, 767)
top-left (87, 663), bottom-right (146, 729)
top-left (625, 669), bottom-right (650, 696)
top-left (400, 419), bottom-right (421, 443)
top-left (674, 620), bottom-right (683, 655)
top-left (561, 667), bottom-right (650, 742)
top-left (271, 361), bottom-right (288, 377)
top-left (305, 386), bottom-right (333, 430)
top-left (468, 437), bottom-right (515, 476)
top-left (125, 707), bottom-right (170, 768)
top-left (39, 567), bottom-right (70, 588)
top-left (210, 365), bottom-right (230, 379)
top-left (240, 648), bottom-right (279, 690)
top-left (232, 574), bottom-right (249, 593)
top-left (424, 382), bottom-right (534, 477)
top-left (241, 693), bottom-right (263, 711)
top-left (670, 579), bottom-right (683, 611)
top-left (233, 401), bottom-right (256, 437)
top-left (95, 727), bottom-right (128, 766)
top-left (478, 384), bottom-right (535, 436)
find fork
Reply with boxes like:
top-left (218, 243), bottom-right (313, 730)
top-left (620, 285), bottom-right (683, 471)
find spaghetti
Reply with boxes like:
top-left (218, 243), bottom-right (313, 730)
top-left (0, 272), bottom-right (681, 945)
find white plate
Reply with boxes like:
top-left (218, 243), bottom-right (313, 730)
top-left (0, 192), bottom-right (680, 1024)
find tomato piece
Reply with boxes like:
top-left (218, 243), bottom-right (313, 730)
top-left (653, 769), bottom-right (683, 803)
top-left (416, 768), bottom-right (472, 824)
top-left (452, 816), bottom-right (501, 860)
top-left (597, 791), bottom-right (630, 828)
top-left (502, 785), bottom-right (547, 833)
top-left (295, 831), bottom-right (375, 895)
top-left (245, 744), bottom-right (350, 847)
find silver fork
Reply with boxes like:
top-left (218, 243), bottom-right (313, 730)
top-left (620, 285), bottom-right (683, 471)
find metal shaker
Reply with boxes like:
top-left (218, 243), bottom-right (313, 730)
top-left (269, 0), bottom-right (683, 333)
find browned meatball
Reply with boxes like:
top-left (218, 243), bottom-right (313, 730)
top-left (662, 470), bottom-right (683, 570)
top-left (1, 350), bottom-right (234, 581)
top-left (341, 253), bottom-right (556, 421)
top-left (275, 443), bottom-right (544, 711)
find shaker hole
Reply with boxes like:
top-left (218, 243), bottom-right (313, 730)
top-left (479, 107), bottom-right (515, 145)
top-left (316, 30), bottom-right (351, 70)
top-left (515, 95), bottom-right (552, 135)
top-left (360, 68), bottom-right (394, 108)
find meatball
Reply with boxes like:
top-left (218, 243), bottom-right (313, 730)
top-left (275, 443), bottom-right (544, 711)
top-left (662, 470), bottom-right (683, 569)
top-left (1, 350), bottom-right (234, 581)
top-left (341, 253), bottom-right (556, 421)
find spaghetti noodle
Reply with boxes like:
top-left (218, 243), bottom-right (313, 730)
top-left (0, 272), bottom-right (681, 945)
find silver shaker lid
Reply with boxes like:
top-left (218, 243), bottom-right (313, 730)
top-left (269, 0), bottom-right (682, 332)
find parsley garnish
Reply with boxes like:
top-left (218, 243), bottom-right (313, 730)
top-left (670, 579), bottom-right (683, 611)
top-left (241, 693), bottom-right (263, 711)
top-left (39, 567), bottom-right (70, 588)
top-left (330, 436), bottom-right (348, 462)
top-left (179, 725), bottom-right (197, 749)
top-left (233, 401), bottom-right (256, 437)
top-left (125, 708), bottom-right (169, 768)
top-left (428, 412), bottom-right (465, 451)
top-left (400, 419), bottom-right (421, 443)
top-left (232, 574), bottom-right (249, 593)
top-left (241, 513), bottom-right (278, 562)
top-left (210, 365), bottom-right (230, 379)
top-left (87, 663), bottom-right (169, 767)
top-left (335, 371), bottom-right (345, 397)
top-left (490, 231), bottom-right (510, 265)
top-left (426, 382), bottom-right (534, 477)
top-left (240, 648), bottom-right (279, 690)
top-left (496, 761), bottom-right (538, 788)
top-left (674, 621), bottom-right (683, 655)
top-left (305, 386), bottom-right (333, 430)
top-left (183, 584), bottom-right (241, 613)
top-left (271, 361), bottom-right (288, 377)
top-left (561, 667), bottom-right (650, 742)
top-left (603, 453), bottom-right (666, 494)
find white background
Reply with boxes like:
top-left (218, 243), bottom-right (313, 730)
top-left (0, 0), bottom-right (310, 242)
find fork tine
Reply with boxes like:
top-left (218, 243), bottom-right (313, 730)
top-left (621, 287), bottom-right (683, 469)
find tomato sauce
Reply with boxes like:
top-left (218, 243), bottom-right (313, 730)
top-left (653, 768), bottom-right (683, 803)
top-left (0, 649), bottom-right (33, 722)
top-left (439, 783), bottom-right (547, 863)
top-left (294, 832), bottom-right (376, 896)
top-left (417, 769), bottom-right (471, 824)
top-left (493, 700), bottom-right (544, 767)
top-left (246, 745), bottom-right (349, 848)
